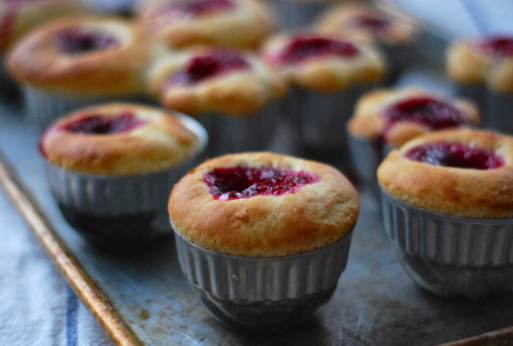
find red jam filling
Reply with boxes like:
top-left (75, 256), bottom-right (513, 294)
top-left (404, 142), bottom-right (504, 169)
top-left (55, 29), bottom-right (119, 54)
top-left (277, 37), bottom-right (359, 64)
top-left (62, 112), bottom-right (146, 134)
top-left (380, 97), bottom-right (469, 141)
top-left (203, 166), bottom-right (320, 200)
top-left (478, 36), bottom-right (513, 57)
top-left (166, 0), bottom-right (234, 17)
top-left (167, 51), bottom-right (250, 86)
top-left (352, 15), bottom-right (391, 32)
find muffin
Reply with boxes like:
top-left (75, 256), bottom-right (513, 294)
top-left (378, 129), bottom-right (513, 299)
top-left (7, 17), bottom-right (163, 128)
top-left (149, 47), bottom-right (287, 158)
top-left (347, 87), bottom-right (479, 196)
top-left (168, 152), bottom-right (359, 330)
top-left (40, 103), bottom-right (207, 245)
top-left (0, 0), bottom-right (94, 91)
top-left (137, 0), bottom-right (275, 49)
top-left (261, 32), bottom-right (384, 170)
top-left (446, 35), bottom-right (513, 131)
top-left (315, 3), bottom-right (420, 83)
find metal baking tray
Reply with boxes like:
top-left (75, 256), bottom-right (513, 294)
top-left (1, 9), bottom-right (513, 346)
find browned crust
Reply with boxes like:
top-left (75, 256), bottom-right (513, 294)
top-left (149, 47), bottom-right (288, 116)
top-left (445, 38), bottom-right (513, 92)
top-left (168, 152), bottom-right (360, 257)
top-left (347, 87), bottom-right (480, 147)
top-left (137, 0), bottom-right (275, 49)
top-left (0, 0), bottom-right (95, 52)
top-left (41, 103), bottom-right (201, 175)
top-left (7, 17), bottom-right (156, 96)
top-left (377, 129), bottom-right (513, 219)
top-left (261, 32), bottom-right (385, 92)
top-left (315, 4), bottom-right (419, 45)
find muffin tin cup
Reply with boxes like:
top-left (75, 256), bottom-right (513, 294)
top-left (275, 0), bottom-right (331, 31)
top-left (287, 84), bottom-right (369, 155)
top-left (44, 114), bottom-right (208, 246)
top-left (486, 90), bottom-right (513, 134)
top-left (23, 85), bottom-right (156, 130)
top-left (380, 187), bottom-right (513, 299)
top-left (453, 83), bottom-right (487, 122)
top-left (172, 227), bottom-right (354, 331)
top-left (195, 101), bottom-right (279, 159)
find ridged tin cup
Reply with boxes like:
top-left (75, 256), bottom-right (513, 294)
top-left (381, 188), bottom-right (513, 299)
top-left (195, 101), bottom-right (278, 159)
top-left (275, 0), bottom-right (331, 31)
top-left (486, 90), bottom-right (513, 134)
top-left (172, 227), bottom-right (354, 331)
top-left (44, 114), bottom-right (208, 246)
top-left (347, 133), bottom-right (393, 198)
top-left (23, 85), bottom-right (156, 130)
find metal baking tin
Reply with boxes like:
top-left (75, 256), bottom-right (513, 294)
top-left (274, 0), bottom-right (330, 30)
top-left (381, 187), bottom-right (513, 299)
top-left (195, 101), bottom-right (278, 159)
top-left (486, 90), bottom-right (513, 134)
top-left (172, 227), bottom-right (353, 331)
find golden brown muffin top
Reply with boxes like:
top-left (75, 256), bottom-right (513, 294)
top-left (41, 103), bottom-right (203, 175)
top-left (261, 31), bottom-right (385, 91)
top-left (148, 46), bottom-right (287, 116)
top-left (137, 0), bottom-right (275, 49)
top-left (378, 129), bottom-right (513, 219)
top-left (169, 152), bottom-right (360, 257)
top-left (446, 36), bottom-right (513, 92)
top-left (315, 4), bottom-right (419, 45)
top-left (347, 87), bottom-right (479, 148)
top-left (7, 17), bottom-right (161, 96)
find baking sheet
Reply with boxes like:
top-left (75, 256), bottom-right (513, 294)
top-left (2, 62), bottom-right (513, 346)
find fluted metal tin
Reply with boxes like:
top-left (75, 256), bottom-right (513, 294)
top-left (44, 114), bottom-right (208, 245)
top-left (23, 86), bottom-right (156, 130)
top-left (275, 0), bottom-right (331, 30)
top-left (381, 188), bottom-right (513, 299)
top-left (195, 101), bottom-right (278, 159)
top-left (172, 228), bottom-right (354, 331)
top-left (347, 132), bottom-right (394, 198)
top-left (487, 90), bottom-right (513, 134)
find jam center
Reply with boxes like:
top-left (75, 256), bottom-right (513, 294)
top-left (166, 0), bottom-right (234, 17)
top-left (352, 15), bottom-right (391, 32)
top-left (380, 97), bottom-right (468, 140)
top-left (167, 51), bottom-right (250, 86)
top-left (278, 37), bottom-right (359, 64)
top-left (479, 36), bottom-right (513, 57)
top-left (55, 29), bottom-right (119, 54)
top-left (404, 142), bottom-right (504, 169)
top-left (62, 112), bottom-right (146, 134)
top-left (203, 166), bottom-right (320, 200)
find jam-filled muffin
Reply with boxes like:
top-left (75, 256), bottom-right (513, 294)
top-left (168, 152), bottom-right (359, 330)
top-left (149, 47), bottom-right (287, 157)
top-left (0, 0), bottom-right (94, 91)
top-left (261, 32), bottom-right (384, 170)
top-left (7, 17), bottom-right (163, 128)
top-left (347, 87), bottom-right (479, 195)
top-left (315, 3), bottom-right (420, 83)
top-left (137, 0), bottom-right (275, 49)
top-left (446, 35), bottom-right (513, 131)
top-left (378, 129), bottom-right (513, 299)
top-left (40, 103), bottom-right (207, 245)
